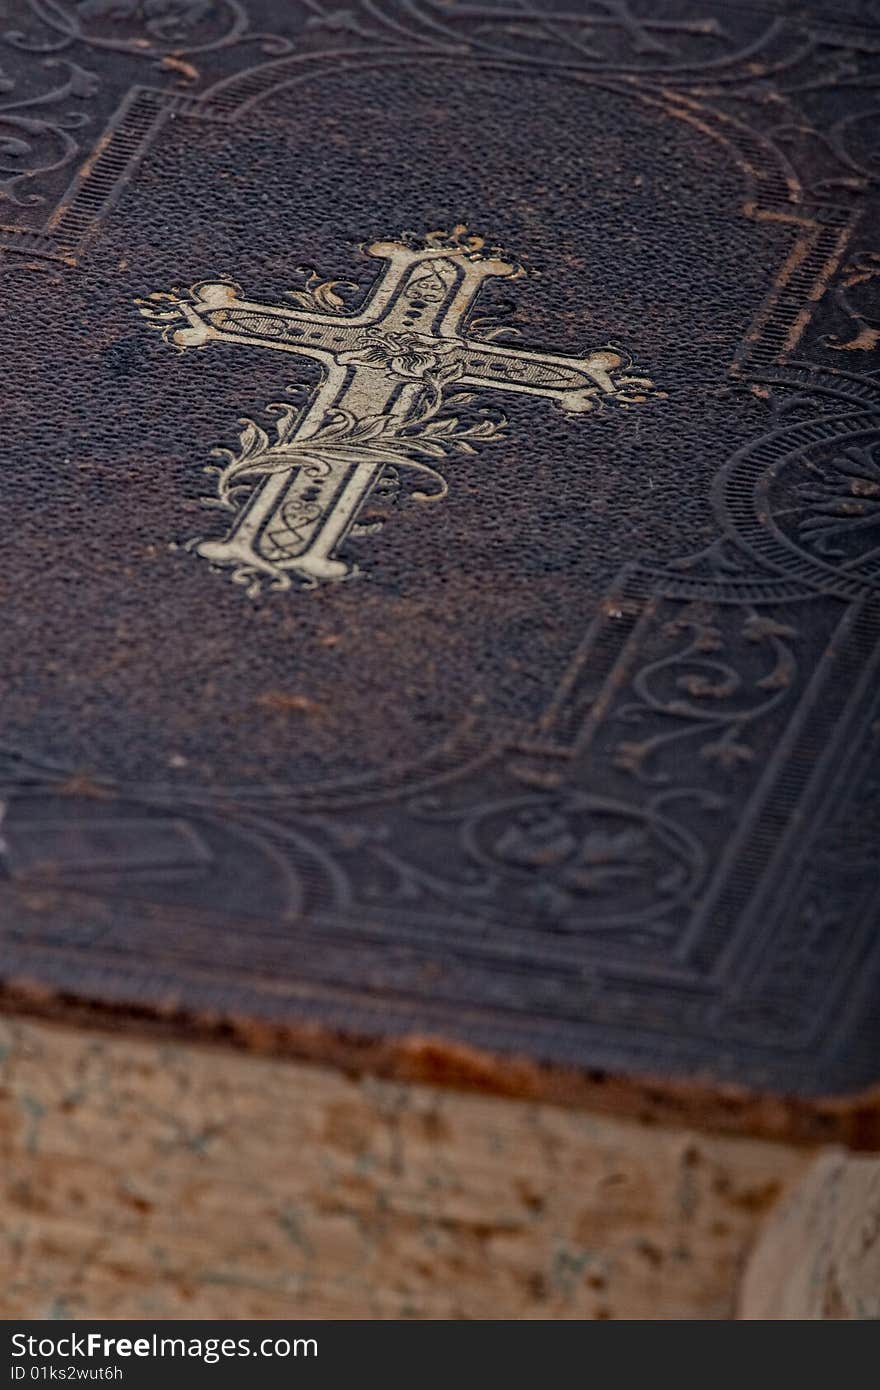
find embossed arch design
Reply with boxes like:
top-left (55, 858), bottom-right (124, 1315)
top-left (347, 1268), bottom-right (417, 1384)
top-left (0, 30), bottom-right (853, 806)
top-left (1, 18), bottom-right (860, 377)
top-left (2, 1), bottom-right (880, 1098)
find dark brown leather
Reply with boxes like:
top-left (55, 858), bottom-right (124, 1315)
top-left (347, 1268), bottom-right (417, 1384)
top-left (2, 0), bottom-right (879, 1128)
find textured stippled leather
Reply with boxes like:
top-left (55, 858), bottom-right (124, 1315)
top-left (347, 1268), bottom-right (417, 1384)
top-left (2, 0), bottom-right (880, 1127)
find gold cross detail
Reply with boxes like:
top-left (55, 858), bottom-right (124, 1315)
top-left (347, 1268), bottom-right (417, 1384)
top-left (140, 235), bottom-right (656, 591)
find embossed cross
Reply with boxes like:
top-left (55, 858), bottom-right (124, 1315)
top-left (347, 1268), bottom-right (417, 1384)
top-left (140, 236), bottom-right (655, 589)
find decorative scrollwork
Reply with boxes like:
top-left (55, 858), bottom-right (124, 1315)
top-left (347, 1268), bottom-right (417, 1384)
top-left (826, 252), bottom-right (880, 354)
top-left (2, 0), bottom-right (880, 1086)
top-left (0, 0), bottom-right (293, 213)
top-left (302, 0), bottom-right (736, 70)
top-left (194, 374), bottom-right (507, 594)
top-left (612, 606), bottom-right (799, 783)
top-left (136, 242), bottom-right (658, 595)
top-left (795, 442), bottom-right (880, 565)
top-left (0, 56), bottom-right (97, 205)
top-left (357, 786), bottom-right (721, 936)
top-left (3, 0), bottom-right (291, 58)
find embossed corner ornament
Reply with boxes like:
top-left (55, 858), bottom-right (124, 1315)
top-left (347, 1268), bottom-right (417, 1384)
top-left (138, 230), bottom-right (660, 594)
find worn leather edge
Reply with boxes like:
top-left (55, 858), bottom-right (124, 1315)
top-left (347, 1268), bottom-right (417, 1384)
top-left (1, 979), bottom-right (877, 1153)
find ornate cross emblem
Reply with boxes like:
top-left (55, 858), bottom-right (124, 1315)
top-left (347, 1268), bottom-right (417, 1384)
top-left (139, 231), bottom-right (657, 593)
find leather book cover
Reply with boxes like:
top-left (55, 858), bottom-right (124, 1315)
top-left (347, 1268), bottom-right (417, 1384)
top-left (2, 0), bottom-right (879, 1140)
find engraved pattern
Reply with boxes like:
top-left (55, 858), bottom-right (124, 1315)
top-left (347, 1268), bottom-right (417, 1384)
top-left (0, 56), bottom-right (98, 206)
top-left (1, 0), bottom-right (880, 1105)
top-left (136, 237), bottom-right (657, 592)
top-left (0, 0), bottom-right (290, 222)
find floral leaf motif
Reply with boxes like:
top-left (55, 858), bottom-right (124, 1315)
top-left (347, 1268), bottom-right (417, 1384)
top-left (0, 58), bottom-right (100, 206)
top-left (472, 323), bottom-right (523, 342)
top-left (613, 605), bottom-right (799, 784)
top-left (285, 268), bottom-right (359, 313)
top-left (471, 299), bottom-right (523, 343)
top-left (7, 0), bottom-right (292, 62)
top-left (796, 444), bottom-right (880, 562)
top-left (338, 329), bottom-right (463, 383)
top-left (742, 615), bottom-right (797, 642)
top-left (826, 253), bottom-right (880, 353)
top-left (77, 0), bottom-right (222, 41)
top-left (676, 671), bottom-right (738, 699)
top-left (236, 418), bottom-right (271, 461)
top-left (701, 739), bottom-right (755, 769)
top-left (205, 372), bottom-right (507, 515)
top-left (493, 812), bottom-right (578, 868)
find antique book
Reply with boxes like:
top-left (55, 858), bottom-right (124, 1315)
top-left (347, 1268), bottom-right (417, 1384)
top-left (1, 0), bottom-right (880, 1319)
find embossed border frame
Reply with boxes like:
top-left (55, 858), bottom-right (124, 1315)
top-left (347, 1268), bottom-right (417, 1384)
top-left (2, 2), bottom-right (880, 1133)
